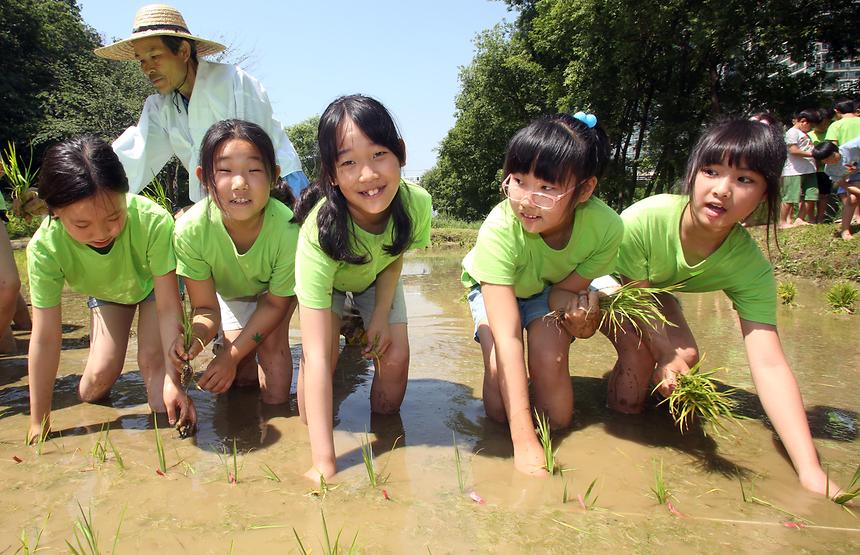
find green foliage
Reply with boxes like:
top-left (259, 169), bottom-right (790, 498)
top-left (5, 215), bottom-right (44, 239)
top-left (777, 281), bottom-right (797, 306)
top-left (534, 409), bottom-right (559, 474)
top-left (826, 282), bottom-right (858, 314)
top-left (429, 0), bottom-right (857, 219)
top-left (1, 141), bottom-right (39, 200)
top-left (658, 360), bottom-right (741, 436)
top-left (833, 464), bottom-right (860, 506)
top-left (286, 115), bottom-right (321, 183)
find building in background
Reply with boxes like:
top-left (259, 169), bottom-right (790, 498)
top-left (779, 43), bottom-right (859, 95)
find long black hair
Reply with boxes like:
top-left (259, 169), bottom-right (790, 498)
top-left (293, 95), bottom-right (411, 264)
top-left (683, 119), bottom-right (786, 246)
top-left (38, 135), bottom-right (129, 210)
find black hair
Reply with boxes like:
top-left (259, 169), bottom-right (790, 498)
top-left (835, 99), bottom-right (856, 115)
top-left (293, 95), bottom-right (410, 264)
top-left (160, 35), bottom-right (198, 64)
top-left (812, 140), bottom-right (839, 161)
top-left (683, 119), bottom-right (786, 246)
top-left (198, 119), bottom-right (278, 214)
top-left (818, 107), bottom-right (836, 121)
top-left (795, 109), bottom-right (822, 124)
top-left (503, 113), bottom-right (610, 210)
top-left (38, 135), bottom-right (129, 210)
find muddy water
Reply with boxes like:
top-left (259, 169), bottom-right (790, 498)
top-left (1, 252), bottom-right (858, 553)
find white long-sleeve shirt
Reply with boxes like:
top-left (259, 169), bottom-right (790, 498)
top-left (113, 59), bottom-right (302, 202)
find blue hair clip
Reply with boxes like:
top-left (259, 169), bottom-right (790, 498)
top-left (573, 111), bottom-right (597, 129)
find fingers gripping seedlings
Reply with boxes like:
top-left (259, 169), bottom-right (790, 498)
top-left (656, 359), bottom-right (742, 436)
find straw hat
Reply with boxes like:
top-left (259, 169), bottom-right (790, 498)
top-left (94, 4), bottom-right (225, 61)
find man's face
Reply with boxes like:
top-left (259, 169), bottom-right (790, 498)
top-left (132, 36), bottom-right (189, 95)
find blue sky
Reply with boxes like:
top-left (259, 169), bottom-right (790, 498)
top-left (79, 1), bottom-right (515, 179)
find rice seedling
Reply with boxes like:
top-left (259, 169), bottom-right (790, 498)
top-left (15, 513), bottom-right (49, 555)
top-left (91, 426), bottom-right (108, 466)
top-left (179, 300), bottom-right (196, 391)
top-left (651, 459), bottom-right (670, 504)
top-left (0, 141), bottom-right (39, 205)
top-left (833, 464), bottom-right (860, 507)
top-left (358, 429), bottom-right (386, 488)
top-left (153, 417), bottom-right (167, 474)
top-left (578, 478), bottom-right (599, 511)
top-left (292, 510), bottom-right (358, 555)
top-left (562, 480), bottom-right (570, 504)
top-left (826, 282), bottom-right (859, 314)
top-left (453, 431), bottom-right (465, 494)
top-left (306, 473), bottom-right (338, 499)
top-left (261, 462), bottom-right (281, 482)
top-left (66, 501), bottom-right (118, 555)
top-left (27, 415), bottom-right (50, 455)
top-left (534, 409), bottom-right (559, 474)
top-left (656, 359), bottom-right (741, 436)
top-left (544, 282), bottom-right (678, 339)
top-left (141, 174), bottom-right (172, 213)
top-left (777, 281), bottom-right (797, 306)
top-left (738, 478), bottom-right (811, 524)
top-left (216, 438), bottom-right (240, 484)
top-left (105, 430), bottom-right (124, 471)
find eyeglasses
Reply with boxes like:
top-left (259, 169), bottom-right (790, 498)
top-left (501, 176), bottom-right (575, 209)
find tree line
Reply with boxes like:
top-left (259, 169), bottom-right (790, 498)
top-left (423, 0), bottom-right (859, 220)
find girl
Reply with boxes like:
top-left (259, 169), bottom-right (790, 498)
top-left (461, 113), bottom-right (623, 476)
top-left (26, 136), bottom-right (194, 443)
top-left (294, 95), bottom-right (432, 480)
top-left (606, 119), bottom-right (842, 497)
top-left (173, 120), bottom-right (298, 405)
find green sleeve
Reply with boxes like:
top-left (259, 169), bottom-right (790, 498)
top-left (26, 232), bottom-right (65, 308)
top-left (824, 122), bottom-right (839, 143)
top-left (174, 226), bottom-right (211, 282)
top-left (616, 212), bottom-right (650, 281)
top-left (574, 213), bottom-right (624, 279)
top-left (295, 225), bottom-right (339, 309)
top-left (724, 248), bottom-right (777, 326)
top-left (146, 208), bottom-right (177, 277)
top-left (466, 219), bottom-right (518, 286)
top-left (268, 223), bottom-right (299, 298)
top-left (407, 185), bottom-right (432, 250)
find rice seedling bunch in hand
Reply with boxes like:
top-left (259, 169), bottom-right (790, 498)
top-left (179, 301), bottom-right (195, 390)
top-left (657, 359), bottom-right (741, 437)
top-left (1, 141), bottom-right (45, 221)
top-left (597, 282), bottom-right (679, 339)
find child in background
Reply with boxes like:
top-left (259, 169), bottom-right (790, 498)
top-left (0, 172), bottom-right (21, 354)
top-left (606, 119), bottom-right (844, 497)
top-left (780, 109), bottom-right (820, 227)
top-left (173, 120), bottom-right (299, 403)
top-left (293, 95), bottom-right (432, 480)
top-left (26, 136), bottom-right (194, 442)
top-left (462, 113), bottom-right (622, 476)
top-left (813, 138), bottom-right (860, 240)
top-left (808, 108), bottom-right (834, 223)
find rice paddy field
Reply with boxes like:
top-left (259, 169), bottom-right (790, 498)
top-left (0, 251), bottom-right (858, 553)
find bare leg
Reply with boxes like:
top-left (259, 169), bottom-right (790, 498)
top-left (136, 299), bottom-right (167, 412)
top-left (78, 303), bottom-right (135, 403)
top-left (369, 323), bottom-right (409, 414)
top-left (0, 226), bottom-right (21, 354)
top-left (256, 300), bottom-right (296, 404)
top-left (526, 316), bottom-right (573, 429)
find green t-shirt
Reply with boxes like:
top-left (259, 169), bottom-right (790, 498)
top-left (616, 194), bottom-right (776, 325)
top-left (824, 117), bottom-right (860, 145)
top-left (461, 196), bottom-right (624, 298)
top-left (295, 180), bottom-right (432, 309)
top-left (27, 194), bottom-right (175, 308)
top-left (174, 197), bottom-right (299, 300)
top-left (809, 129), bottom-right (825, 171)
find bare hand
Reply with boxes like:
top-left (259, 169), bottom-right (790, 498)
top-left (363, 316), bottom-right (391, 360)
top-left (560, 290), bottom-right (600, 339)
top-left (197, 352), bottom-right (237, 394)
top-left (652, 355), bottom-right (690, 398)
top-left (163, 379), bottom-right (197, 428)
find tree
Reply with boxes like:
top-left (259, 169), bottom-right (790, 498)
top-left (426, 0), bottom-right (859, 219)
top-left (286, 115), bottom-right (320, 183)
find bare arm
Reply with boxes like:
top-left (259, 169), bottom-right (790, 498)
top-left (181, 276), bottom-right (221, 359)
top-left (300, 304), bottom-right (337, 479)
top-left (741, 319), bottom-right (841, 497)
top-left (364, 256), bottom-right (404, 357)
top-left (27, 306), bottom-right (62, 441)
top-left (153, 271), bottom-right (196, 427)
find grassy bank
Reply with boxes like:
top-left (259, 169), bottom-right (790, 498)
top-left (430, 220), bottom-right (860, 284)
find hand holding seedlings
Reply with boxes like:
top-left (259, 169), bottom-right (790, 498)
top-left (651, 354), bottom-right (689, 398)
top-left (197, 351), bottom-right (239, 394)
top-left (547, 288), bottom-right (601, 338)
top-left (162, 375), bottom-right (197, 437)
top-left (362, 315), bottom-right (391, 362)
top-left (655, 359), bottom-right (740, 436)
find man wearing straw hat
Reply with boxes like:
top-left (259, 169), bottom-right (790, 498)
top-left (95, 4), bottom-right (309, 205)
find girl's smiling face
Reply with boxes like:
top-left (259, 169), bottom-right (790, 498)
top-left (689, 160), bottom-right (767, 233)
top-left (53, 191), bottom-right (127, 248)
top-left (334, 117), bottom-right (403, 231)
top-left (201, 138), bottom-right (275, 224)
top-left (505, 172), bottom-right (594, 246)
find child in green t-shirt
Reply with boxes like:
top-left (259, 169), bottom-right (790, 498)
top-left (173, 120), bottom-right (299, 405)
top-left (608, 119), bottom-right (847, 499)
top-left (462, 112), bottom-right (622, 477)
top-left (25, 136), bottom-right (194, 444)
top-left (292, 95), bottom-right (432, 481)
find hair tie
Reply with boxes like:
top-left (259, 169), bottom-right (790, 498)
top-left (573, 111), bottom-right (597, 129)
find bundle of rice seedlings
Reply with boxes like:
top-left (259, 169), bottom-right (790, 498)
top-left (141, 174), bottom-right (172, 213)
top-left (656, 359), bottom-right (741, 436)
top-left (544, 281), bottom-right (679, 339)
top-left (179, 300), bottom-right (195, 390)
top-left (826, 282), bottom-right (858, 314)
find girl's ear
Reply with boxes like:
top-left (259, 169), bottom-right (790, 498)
top-left (195, 166), bottom-right (204, 183)
top-left (274, 165), bottom-right (281, 185)
top-left (399, 139), bottom-right (407, 168)
top-left (576, 176), bottom-right (597, 204)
